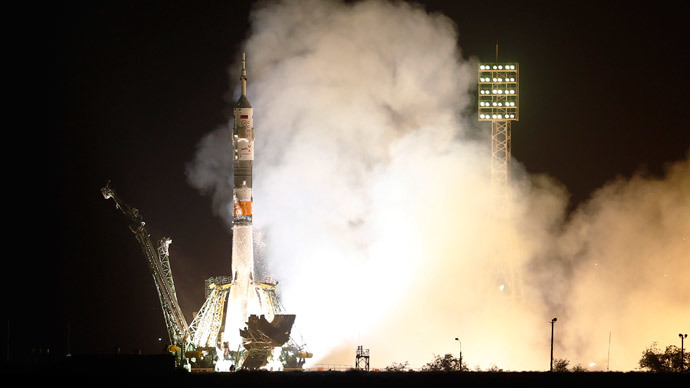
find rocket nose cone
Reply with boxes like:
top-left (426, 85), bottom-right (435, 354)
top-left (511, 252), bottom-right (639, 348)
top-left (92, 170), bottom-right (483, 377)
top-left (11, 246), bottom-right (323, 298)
top-left (235, 95), bottom-right (252, 109)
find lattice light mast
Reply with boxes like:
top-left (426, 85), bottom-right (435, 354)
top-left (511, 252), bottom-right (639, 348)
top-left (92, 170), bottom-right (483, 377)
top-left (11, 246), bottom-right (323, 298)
top-left (478, 63), bottom-right (519, 189)
top-left (478, 62), bottom-right (523, 298)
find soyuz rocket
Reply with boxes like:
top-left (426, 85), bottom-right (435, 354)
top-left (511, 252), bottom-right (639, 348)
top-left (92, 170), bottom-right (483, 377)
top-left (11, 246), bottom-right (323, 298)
top-left (223, 53), bottom-right (259, 349)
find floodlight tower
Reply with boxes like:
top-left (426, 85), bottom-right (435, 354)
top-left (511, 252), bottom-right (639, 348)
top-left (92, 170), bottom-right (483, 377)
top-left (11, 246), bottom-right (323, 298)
top-left (478, 62), bottom-right (523, 298)
top-left (478, 63), bottom-right (519, 188)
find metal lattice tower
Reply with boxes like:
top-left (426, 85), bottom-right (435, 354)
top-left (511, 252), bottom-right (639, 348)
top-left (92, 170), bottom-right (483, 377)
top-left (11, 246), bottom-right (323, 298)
top-left (101, 181), bottom-right (190, 362)
top-left (491, 120), bottom-right (511, 189)
top-left (355, 345), bottom-right (370, 371)
top-left (478, 62), bottom-right (524, 298)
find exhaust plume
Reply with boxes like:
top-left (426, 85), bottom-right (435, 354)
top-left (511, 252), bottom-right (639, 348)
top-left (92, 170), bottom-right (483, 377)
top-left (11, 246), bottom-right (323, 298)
top-left (187, 0), bottom-right (690, 370)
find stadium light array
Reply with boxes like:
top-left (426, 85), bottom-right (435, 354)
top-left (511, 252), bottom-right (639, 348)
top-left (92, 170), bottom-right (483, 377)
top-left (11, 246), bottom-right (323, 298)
top-left (478, 63), bottom-right (519, 121)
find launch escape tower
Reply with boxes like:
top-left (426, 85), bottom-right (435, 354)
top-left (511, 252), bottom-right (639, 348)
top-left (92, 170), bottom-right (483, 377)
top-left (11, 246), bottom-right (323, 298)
top-left (478, 60), bottom-right (524, 298)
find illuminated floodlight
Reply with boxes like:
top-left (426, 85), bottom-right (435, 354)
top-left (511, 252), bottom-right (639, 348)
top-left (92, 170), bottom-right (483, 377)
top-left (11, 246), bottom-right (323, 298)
top-left (478, 62), bottom-right (519, 121)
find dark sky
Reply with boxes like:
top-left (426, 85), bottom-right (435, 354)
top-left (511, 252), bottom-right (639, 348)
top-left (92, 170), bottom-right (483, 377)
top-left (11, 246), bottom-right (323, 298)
top-left (22, 0), bottom-right (689, 360)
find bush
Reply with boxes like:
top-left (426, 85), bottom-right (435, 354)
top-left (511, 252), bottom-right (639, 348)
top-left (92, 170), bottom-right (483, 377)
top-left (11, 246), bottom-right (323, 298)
top-left (639, 342), bottom-right (689, 372)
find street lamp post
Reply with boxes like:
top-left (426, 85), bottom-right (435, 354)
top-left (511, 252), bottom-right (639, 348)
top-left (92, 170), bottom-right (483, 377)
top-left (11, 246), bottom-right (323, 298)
top-left (454, 337), bottom-right (462, 371)
top-left (550, 318), bottom-right (557, 372)
top-left (680, 333), bottom-right (688, 372)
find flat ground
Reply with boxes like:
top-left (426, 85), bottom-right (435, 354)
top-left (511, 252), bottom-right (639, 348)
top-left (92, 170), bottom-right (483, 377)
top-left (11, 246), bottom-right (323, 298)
top-left (2, 355), bottom-right (686, 386)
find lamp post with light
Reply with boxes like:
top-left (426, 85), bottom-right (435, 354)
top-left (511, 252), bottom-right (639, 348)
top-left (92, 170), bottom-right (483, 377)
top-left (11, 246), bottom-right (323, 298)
top-left (680, 333), bottom-right (687, 372)
top-left (550, 318), bottom-right (557, 372)
top-left (454, 337), bottom-right (463, 371)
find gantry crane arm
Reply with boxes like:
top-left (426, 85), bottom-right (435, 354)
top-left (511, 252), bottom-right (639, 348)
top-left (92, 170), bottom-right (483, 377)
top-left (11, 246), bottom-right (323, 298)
top-left (101, 181), bottom-right (190, 346)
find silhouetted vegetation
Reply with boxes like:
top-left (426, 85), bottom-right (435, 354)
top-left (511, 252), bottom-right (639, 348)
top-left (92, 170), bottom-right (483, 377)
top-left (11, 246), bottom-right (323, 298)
top-left (384, 361), bottom-right (409, 371)
top-left (421, 353), bottom-right (469, 372)
top-left (639, 343), bottom-right (689, 372)
top-left (552, 358), bottom-right (570, 372)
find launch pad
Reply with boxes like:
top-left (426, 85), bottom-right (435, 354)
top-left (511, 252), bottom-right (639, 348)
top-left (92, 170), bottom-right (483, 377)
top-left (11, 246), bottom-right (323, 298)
top-left (101, 54), bottom-right (310, 372)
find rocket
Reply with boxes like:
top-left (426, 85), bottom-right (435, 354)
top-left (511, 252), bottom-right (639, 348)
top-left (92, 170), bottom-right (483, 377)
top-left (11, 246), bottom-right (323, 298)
top-left (223, 53), bottom-right (260, 349)
top-left (218, 54), bottom-right (297, 367)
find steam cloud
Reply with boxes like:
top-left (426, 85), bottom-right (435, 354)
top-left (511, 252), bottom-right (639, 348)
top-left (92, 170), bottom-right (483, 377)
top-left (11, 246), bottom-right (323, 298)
top-left (187, 0), bottom-right (690, 370)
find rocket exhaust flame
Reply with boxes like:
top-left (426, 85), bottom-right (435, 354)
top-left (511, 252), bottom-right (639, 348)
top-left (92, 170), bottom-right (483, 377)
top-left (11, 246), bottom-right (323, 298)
top-left (187, 0), bottom-right (690, 371)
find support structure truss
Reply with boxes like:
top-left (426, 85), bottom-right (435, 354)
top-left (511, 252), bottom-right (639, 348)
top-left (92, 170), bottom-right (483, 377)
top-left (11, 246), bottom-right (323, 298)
top-left (101, 181), bottom-right (189, 348)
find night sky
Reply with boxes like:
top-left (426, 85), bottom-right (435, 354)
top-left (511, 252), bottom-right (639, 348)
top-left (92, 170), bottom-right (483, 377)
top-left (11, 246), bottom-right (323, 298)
top-left (27, 1), bottom-right (689, 361)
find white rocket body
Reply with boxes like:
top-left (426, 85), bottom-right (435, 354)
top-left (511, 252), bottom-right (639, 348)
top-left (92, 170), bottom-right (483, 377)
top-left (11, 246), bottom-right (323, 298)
top-left (222, 54), bottom-right (262, 350)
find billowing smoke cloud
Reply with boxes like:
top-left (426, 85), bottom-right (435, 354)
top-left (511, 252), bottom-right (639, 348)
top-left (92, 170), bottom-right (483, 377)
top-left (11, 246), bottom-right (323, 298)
top-left (553, 159), bottom-right (690, 370)
top-left (187, 0), bottom-right (690, 370)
